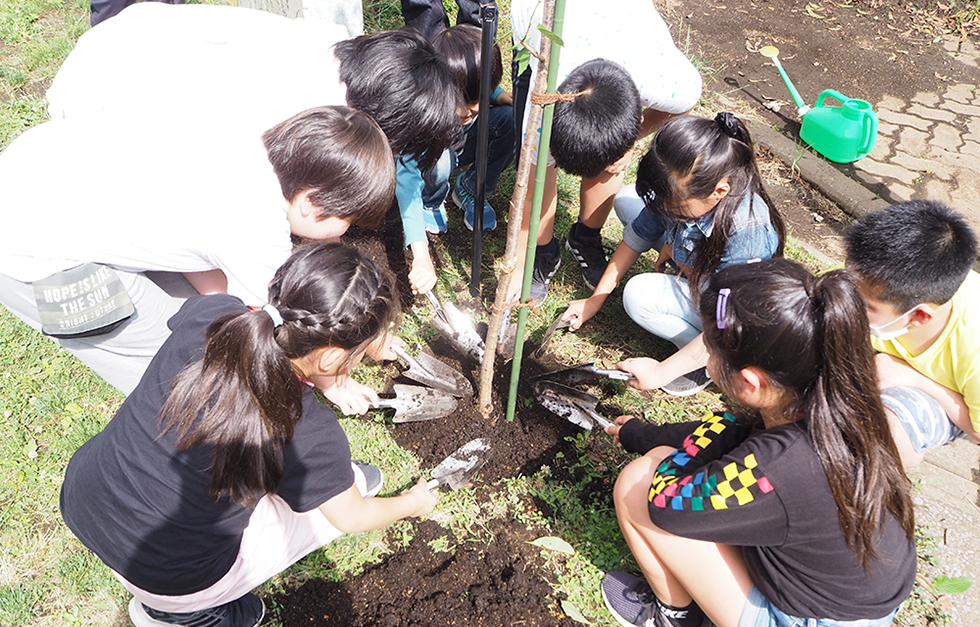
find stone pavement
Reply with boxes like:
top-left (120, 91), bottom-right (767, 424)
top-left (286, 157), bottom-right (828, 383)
top-left (738, 38), bottom-right (980, 625)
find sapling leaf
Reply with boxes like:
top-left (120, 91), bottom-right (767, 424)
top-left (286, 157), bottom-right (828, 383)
top-left (529, 536), bottom-right (575, 555)
top-left (514, 47), bottom-right (531, 77)
top-left (560, 599), bottom-right (591, 624)
top-left (536, 24), bottom-right (564, 47)
top-left (933, 575), bottom-right (973, 594)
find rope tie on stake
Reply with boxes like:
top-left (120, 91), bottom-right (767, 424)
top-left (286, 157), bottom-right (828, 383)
top-left (530, 89), bottom-right (587, 106)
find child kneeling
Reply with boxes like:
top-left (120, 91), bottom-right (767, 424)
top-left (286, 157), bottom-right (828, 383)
top-left (60, 243), bottom-right (437, 627)
top-left (604, 259), bottom-right (915, 627)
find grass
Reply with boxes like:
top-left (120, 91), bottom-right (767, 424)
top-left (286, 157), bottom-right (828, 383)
top-left (0, 0), bottom-right (962, 626)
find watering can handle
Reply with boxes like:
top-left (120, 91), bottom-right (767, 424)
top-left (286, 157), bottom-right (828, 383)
top-left (814, 89), bottom-right (849, 108)
top-left (861, 108), bottom-right (879, 154)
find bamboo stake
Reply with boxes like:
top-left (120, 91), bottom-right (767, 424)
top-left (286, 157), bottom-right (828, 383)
top-left (477, 0), bottom-right (566, 420)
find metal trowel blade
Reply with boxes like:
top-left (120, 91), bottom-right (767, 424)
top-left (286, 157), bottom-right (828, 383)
top-left (429, 438), bottom-right (491, 491)
top-left (380, 384), bottom-right (458, 423)
top-left (532, 380), bottom-right (596, 431)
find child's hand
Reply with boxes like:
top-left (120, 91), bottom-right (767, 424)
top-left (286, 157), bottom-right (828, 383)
top-left (605, 415), bottom-right (637, 441)
top-left (366, 332), bottom-right (404, 362)
top-left (402, 477), bottom-right (439, 516)
top-left (409, 242), bottom-right (438, 295)
top-left (654, 243), bottom-right (674, 273)
top-left (318, 376), bottom-right (380, 416)
top-left (617, 357), bottom-right (670, 391)
top-left (496, 91), bottom-right (514, 106)
top-left (560, 297), bottom-right (602, 331)
top-left (604, 147), bottom-right (634, 176)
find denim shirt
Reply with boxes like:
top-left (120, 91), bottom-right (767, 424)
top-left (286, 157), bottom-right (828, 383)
top-left (622, 192), bottom-right (780, 269)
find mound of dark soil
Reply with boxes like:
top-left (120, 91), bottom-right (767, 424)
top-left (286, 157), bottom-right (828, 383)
top-left (275, 517), bottom-right (579, 627)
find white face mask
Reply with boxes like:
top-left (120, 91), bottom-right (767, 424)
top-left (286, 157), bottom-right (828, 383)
top-left (869, 306), bottom-right (918, 341)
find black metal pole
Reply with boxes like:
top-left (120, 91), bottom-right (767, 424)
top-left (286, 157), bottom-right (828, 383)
top-left (470, 1), bottom-right (497, 296)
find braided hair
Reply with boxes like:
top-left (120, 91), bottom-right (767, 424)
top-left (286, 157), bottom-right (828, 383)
top-left (161, 243), bottom-right (398, 506)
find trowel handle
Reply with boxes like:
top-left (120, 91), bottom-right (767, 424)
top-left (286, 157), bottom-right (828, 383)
top-left (594, 368), bottom-right (636, 381)
top-left (391, 344), bottom-right (421, 370)
top-left (424, 291), bottom-right (446, 318)
top-left (426, 478), bottom-right (442, 491)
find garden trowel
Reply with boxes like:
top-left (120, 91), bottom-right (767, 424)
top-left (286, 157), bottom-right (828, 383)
top-left (424, 291), bottom-right (486, 361)
top-left (426, 438), bottom-right (491, 491)
top-left (391, 344), bottom-right (473, 398)
top-left (530, 362), bottom-right (635, 387)
top-left (378, 384), bottom-right (457, 423)
top-left (532, 380), bottom-right (614, 431)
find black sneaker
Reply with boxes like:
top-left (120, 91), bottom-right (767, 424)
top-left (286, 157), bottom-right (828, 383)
top-left (530, 248), bottom-right (562, 301)
top-left (129, 594), bottom-right (265, 627)
top-left (660, 367), bottom-right (712, 397)
top-left (353, 460), bottom-right (384, 497)
top-left (566, 224), bottom-right (611, 291)
top-left (601, 572), bottom-right (710, 627)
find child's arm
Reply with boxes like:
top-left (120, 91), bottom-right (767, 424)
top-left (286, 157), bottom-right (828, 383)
top-left (561, 241), bottom-right (640, 330)
top-left (395, 158), bottom-right (437, 295)
top-left (183, 269), bottom-right (228, 295)
top-left (876, 353), bottom-right (979, 439)
top-left (408, 241), bottom-right (438, 295)
top-left (319, 478), bottom-right (437, 534)
top-left (311, 374), bottom-right (380, 417)
top-left (618, 334), bottom-right (708, 390)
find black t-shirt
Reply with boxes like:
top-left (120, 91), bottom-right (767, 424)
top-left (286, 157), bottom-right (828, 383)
top-left (60, 295), bottom-right (355, 595)
top-left (619, 413), bottom-right (916, 621)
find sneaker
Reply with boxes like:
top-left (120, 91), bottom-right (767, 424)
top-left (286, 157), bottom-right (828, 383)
top-left (601, 572), bottom-right (710, 627)
top-left (601, 572), bottom-right (660, 627)
top-left (129, 594), bottom-right (265, 627)
top-left (566, 223), bottom-right (611, 290)
top-left (423, 203), bottom-right (448, 234)
top-left (529, 247), bottom-right (561, 302)
top-left (453, 173), bottom-right (496, 231)
top-left (353, 460), bottom-right (384, 498)
top-left (660, 367), bottom-right (712, 398)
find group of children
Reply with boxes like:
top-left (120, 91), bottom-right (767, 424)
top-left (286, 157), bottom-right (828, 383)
top-left (0, 2), bottom-right (976, 627)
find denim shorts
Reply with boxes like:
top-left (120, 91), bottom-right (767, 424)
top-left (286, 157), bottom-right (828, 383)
top-left (739, 586), bottom-right (901, 627)
top-left (880, 386), bottom-right (966, 453)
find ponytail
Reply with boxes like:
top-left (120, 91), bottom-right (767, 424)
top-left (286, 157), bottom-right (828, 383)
top-left (701, 259), bottom-right (914, 568)
top-left (161, 243), bottom-right (398, 506)
top-left (636, 113), bottom-right (785, 302)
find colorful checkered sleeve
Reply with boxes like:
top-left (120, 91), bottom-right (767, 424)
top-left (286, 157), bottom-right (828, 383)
top-left (648, 412), bottom-right (773, 511)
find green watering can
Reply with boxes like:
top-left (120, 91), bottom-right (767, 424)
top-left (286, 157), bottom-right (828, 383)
top-left (760, 46), bottom-right (878, 164)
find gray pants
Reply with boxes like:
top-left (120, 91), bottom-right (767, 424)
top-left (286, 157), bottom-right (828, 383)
top-left (0, 270), bottom-right (194, 396)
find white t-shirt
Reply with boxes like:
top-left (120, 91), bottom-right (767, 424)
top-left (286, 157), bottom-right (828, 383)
top-left (512, 0), bottom-right (702, 153)
top-left (0, 118), bottom-right (291, 306)
top-left (47, 3), bottom-right (348, 134)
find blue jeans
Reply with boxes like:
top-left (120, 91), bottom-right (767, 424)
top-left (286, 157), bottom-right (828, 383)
top-left (421, 102), bottom-right (515, 208)
top-left (739, 586), bottom-right (901, 627)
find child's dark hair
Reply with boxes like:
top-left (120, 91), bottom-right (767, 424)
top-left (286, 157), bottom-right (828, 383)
top-left (845, 200), bottom-right (978, 310)
top-left (637, 113), bottom-right (785, 299)
top-left (430, 24), bottom-right (502, 104)
top-left (551, 59), bottom-right (642, 179)
top-left (263, 106), bottom-right (395, 229)
top-left (161, 243), bottom-right (398, 506)
top-left (700, 258), bottom-right (914, 568)
top-left (334, 30), bottom-right (463, 172)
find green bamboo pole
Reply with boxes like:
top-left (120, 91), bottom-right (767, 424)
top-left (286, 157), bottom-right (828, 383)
top-left (506, 0), bottom-right (566, 422)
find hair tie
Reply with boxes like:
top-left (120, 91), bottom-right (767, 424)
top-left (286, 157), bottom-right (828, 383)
top-left (262, 304), bottom-right (284, 328)
top-left (715, 112), bottom-right (741, 139)
top-left (716, 288), bottom-right (731, 329)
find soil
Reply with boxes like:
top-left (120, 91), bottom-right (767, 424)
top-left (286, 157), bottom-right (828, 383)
top-left (270, 2), bottom-right (977, 624)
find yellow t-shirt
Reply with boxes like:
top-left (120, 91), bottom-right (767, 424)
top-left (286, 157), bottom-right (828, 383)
top-left (871, 271), bottom-right (980, 431)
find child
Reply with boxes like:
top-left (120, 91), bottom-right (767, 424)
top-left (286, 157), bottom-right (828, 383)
top-left (561, 113), bottom-right (785, 396)
top-left (397, 23), bottom-right (515, 294)
top-left (59, 243), bottom-right (438, 627)
top-left (509, 0), bottom-right (703, 300)
top-left (604, 259), bottom-right (916, 627)
top-left (844, 200), bottom-right (980, 469)
top-left (0, 106), bottom-right (395, 396)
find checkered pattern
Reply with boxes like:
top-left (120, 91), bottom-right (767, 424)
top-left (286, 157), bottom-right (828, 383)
top-left (649, 412), bottom-right (774, 511)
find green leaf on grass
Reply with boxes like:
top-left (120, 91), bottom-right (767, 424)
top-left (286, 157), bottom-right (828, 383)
top-left (561, 599), bottom-right (590, 624)
top-left (933, 575), bottom-right (973, 594)
top-left (536, 24), bottom-right (564, 47)
top-left (529, 536), bottom-right (575, 555)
